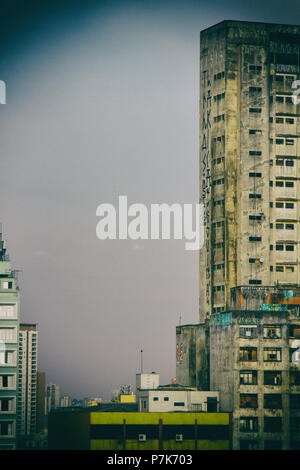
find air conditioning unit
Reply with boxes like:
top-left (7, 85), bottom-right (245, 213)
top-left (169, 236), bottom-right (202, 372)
top-left (138, 434), bottom-right (146, 442)
top-left (175, 434), bottom-right (183, 442)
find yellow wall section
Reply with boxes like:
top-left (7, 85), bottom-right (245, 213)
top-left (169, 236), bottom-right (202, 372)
top-left (119, 395), bottom-right (136, 403)
top-left (90, 440), bottom-right (230, 450)
top-left (90, 412), bottom-right (229, 425)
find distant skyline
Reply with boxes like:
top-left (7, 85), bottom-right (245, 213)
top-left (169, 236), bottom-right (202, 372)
top-left (1, 0), bottom-right (300, 398)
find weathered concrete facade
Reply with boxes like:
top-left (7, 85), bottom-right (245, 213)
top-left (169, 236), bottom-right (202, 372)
top-left (209, 309), bottom-right (300, 449)
top-left (200, 20), bottom-right (300, 320)
top-left (176, 323), bottom-right (209, 390)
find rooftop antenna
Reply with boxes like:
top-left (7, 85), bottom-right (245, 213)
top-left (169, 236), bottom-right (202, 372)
top-left (179, 315), bottom-right (181, 326)
top-left (140, 349), bottom-right (143, 374)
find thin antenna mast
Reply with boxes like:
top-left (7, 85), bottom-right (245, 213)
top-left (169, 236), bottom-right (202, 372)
top-left (140, 349), bottom-right (143, 373)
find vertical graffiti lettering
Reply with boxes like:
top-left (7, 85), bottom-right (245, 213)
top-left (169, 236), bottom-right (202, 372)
top-left (201, 69), bottom-right (212, 306)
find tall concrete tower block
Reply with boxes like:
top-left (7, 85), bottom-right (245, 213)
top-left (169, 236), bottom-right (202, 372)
top-left (200, 20), bottom-right (300, 320)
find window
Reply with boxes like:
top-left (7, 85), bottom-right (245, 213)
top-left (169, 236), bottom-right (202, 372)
top-left (290, 395), bottom-right (300, 410)
top-left (275, 202), bottom-right (284, 208)
top-left (249, 65), bottom-right (262, 72)
top-left (0, 328), bottom-right (17, 341)
top-left (240, 326), bottom-right (257, 338)
top-left (286, 159), bottom-right (294, 166)
top-left (0, 421), bottom-right (13, 436)
top-left (249, 194), bottom-right (261, 199)
top-left (240, 417), bottom-right (258, 432)
top-left (290, 371), bottom-right (300, 385)
top-left (249, 279), bottom-right (262, 285)
top-left (240, 440), bottom-right (258, 450)
top-left (249, 172), bottom-right (262, 178)
top-left (240, 394), bottom-right (258, 409)
top-left (286, 266), bottom-right (295, 273)
top-left (249, 236), bottom-right (261, 242)
top-left (164, 397), bottom-right (169, 401)
top-left (2, 282), bottom-right (12, 289)
top-left (213, 114), bottom-right (225, 122)
top-left (214, 71), bottom-right (225, 80)
top-left (240, 371), bottom-right (257, 385)
top-left (264, 348), bottom-right (281, 362)
top-left (264, 326), bottom-right (281, 339)
top-left (264, 394), bottom-right (282, 409)
top-left (286, 244), bottom-right (295, 251)
top-left (290, 417), bottom-right (300, 432)
top-left (249, 129), bottom-right (262, 135)
top-left (249, 151), bottom-right (262, 156)
top-left (153, 397), bottom-right (159, 401)
top-left (264, 371), bottom-right (282, 386)
top-left (240, 347), bottom-right (257, 361)
top-left (0, 398), bottom-right (14, 412)
top-left (214, 92), bottom-right (225, 101)
top-left (249, 215), bottom-right (262, 221)
top-left (174, 402), bottom-right (185, 407)
top-left (0, 305), bottom-right (16, 319)
top-left (264, 440), bottom-right (282, 450)
top-left (276, 138), bottom-right (284, 144)
top-left (276, 223), bottom-right (284, 229)
top-left (249, 86), bottom-right (262, 93)
top-left (249, 108), bottom-right (262, 113)
top-left (289, 326), bottom-right (300, 338)
top-left (286, 202), bottom-right (295, 209)
top-left (276, 244), bottom-right (283, 251)
top-left (264, 418), bottom-right (282, 433)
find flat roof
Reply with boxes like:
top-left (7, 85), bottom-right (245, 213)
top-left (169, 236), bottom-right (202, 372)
top-left (201, 19), bottom-right (300, 34)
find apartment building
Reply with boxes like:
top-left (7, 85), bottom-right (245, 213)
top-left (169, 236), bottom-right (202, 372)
top-left (210, 303), bottom-right (300, 450)
top-left (200, 20), bottom-right (300, 319)
top-left (17, 323), bottom-right (38, 436)
top-left (177, 286), bottom-right (300, 449)
top-left (45, 383), bottom-right (60, 413)
top-left (0, 233), bottom-right (20, 449)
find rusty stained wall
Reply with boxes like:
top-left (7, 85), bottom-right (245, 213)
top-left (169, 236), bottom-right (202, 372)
top-left (176, 325), bottom-right (197, 387)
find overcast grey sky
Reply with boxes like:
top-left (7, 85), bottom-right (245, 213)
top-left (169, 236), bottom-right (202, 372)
top-left (1, 0), bottom-right (300, 399)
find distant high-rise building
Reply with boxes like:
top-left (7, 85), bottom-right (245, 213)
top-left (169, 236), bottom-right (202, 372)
top-left (36, 372), bottom-right (46, 432)
top-left (17, 324), bottom-right (38, 436)
top-left (45, 383), bottom-right (60, 413)
top-left (60, 396), bottom-right (72, 407)
top-left (199, 20), bottom-right (300, 320)
top-left (0, 232), bottom-right (20, 450)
